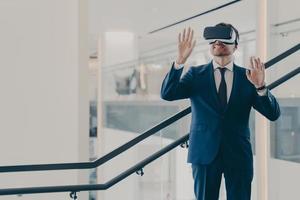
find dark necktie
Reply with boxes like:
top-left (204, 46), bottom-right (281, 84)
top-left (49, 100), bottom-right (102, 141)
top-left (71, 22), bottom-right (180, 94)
top-left (218, 67), bottom-right (227, 109)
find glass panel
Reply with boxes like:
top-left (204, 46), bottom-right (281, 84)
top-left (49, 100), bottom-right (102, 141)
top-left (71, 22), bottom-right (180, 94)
top-left (268, 0), bottom-right (300, 199)
top-left (271, 100), bottom-right (300, 162)
top-left (96, 124), bottom-right (193, 200)
top-left (89, 1), bottom-right (258, 199)
top-left (104, 102), bottom-right (182, 140)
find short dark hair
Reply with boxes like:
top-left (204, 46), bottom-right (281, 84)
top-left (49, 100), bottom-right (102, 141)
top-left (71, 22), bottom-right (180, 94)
top-left (215, 22), bottom-right (239, 46)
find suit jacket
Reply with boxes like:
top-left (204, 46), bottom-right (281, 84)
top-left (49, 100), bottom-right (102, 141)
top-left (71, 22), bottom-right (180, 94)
top-left (161, 62), bottom-right (280, 169)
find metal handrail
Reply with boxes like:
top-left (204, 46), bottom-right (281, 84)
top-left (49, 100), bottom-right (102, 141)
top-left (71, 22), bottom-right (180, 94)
top-left (0, 107), bottom-right (191, 173)
top-left (0, 134), bottom-right (189, 195)
top-left (267, 67), bottom-right (300, 89)
top-left (0, 65), bottom-right (299, 196)
top-left (264, 43), bottom-right (300, 68)
top-left (0, 43), bottom-right (299, 174)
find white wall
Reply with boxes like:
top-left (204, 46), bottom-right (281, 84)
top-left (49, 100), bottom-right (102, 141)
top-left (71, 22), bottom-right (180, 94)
top-left (0, 0), bottom-right (89, 199)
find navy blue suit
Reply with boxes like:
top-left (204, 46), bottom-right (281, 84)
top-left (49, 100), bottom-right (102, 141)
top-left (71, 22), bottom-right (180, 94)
top-left (161, 62), bottom-right (280, 199)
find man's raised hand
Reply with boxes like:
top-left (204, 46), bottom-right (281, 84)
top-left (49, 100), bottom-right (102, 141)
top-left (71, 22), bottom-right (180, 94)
top-left (246, 56), bottom-right (266, 88)
top-left (176, 27), bottom-right (197, 65)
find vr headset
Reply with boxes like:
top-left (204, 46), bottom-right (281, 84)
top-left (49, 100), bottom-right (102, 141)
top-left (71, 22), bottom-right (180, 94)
top-left (203, 26), bottom-right (238, 45)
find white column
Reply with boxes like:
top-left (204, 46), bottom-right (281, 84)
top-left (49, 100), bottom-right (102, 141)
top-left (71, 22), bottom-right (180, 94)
top-left (255, 0), bottom-right (271, 199)
top-left (78, 0), bottom-right (89, 199)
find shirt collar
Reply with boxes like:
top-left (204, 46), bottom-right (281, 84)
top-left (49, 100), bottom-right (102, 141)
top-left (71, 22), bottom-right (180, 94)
top-left (212, 60), bottom-right (234, 72)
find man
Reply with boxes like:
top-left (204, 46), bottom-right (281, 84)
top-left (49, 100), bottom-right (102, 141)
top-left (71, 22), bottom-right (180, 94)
top-left (160, 23), bottom-right (280, 200)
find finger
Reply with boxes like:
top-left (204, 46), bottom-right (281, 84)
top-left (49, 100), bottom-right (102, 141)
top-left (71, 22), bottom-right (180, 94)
top-left (186, 27), bottom-right (191, 41)
top-left (249, 56), bottom-right (255, 69)
top-left (257, 57), bottom-right (263, 71)
top-left (182, 28), bottom-right (186, 42)
top-left (189, 29), bottom-right (194, 44)
top-left (254, 57), bottom-right (259, 70)
top-left (251, 57), bottom-right (256, 69)
top-left (178, 33), bottom-right (182, 43)
top-left (257, 57), bottom-right (261, 70)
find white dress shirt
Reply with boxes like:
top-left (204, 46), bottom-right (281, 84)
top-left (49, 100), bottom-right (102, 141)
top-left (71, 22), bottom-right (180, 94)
top-left (212, 60), bottom-right (234, 102)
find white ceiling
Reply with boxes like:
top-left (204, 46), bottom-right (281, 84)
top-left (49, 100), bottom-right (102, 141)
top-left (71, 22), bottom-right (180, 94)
top-left (89, 0), bottom-right (256, 54)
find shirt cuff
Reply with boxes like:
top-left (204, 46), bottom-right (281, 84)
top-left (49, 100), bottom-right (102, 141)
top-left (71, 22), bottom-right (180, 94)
top-left (174, 61), bottom-right (184, 70)
top-left (257, 88), bottom-right (267, 96)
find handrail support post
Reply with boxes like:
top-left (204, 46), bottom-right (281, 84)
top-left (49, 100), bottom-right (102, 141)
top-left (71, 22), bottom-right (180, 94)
top-left (70, 191), bottom-right (78, 200)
